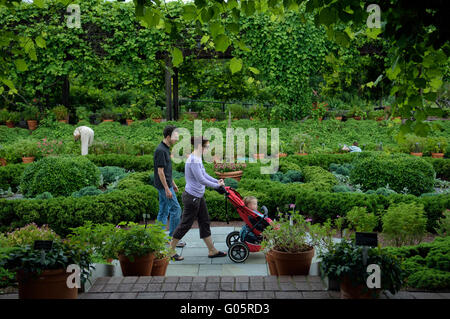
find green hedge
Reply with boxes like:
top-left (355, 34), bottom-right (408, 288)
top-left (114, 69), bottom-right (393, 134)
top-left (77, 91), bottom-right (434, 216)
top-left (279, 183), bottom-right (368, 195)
top-left (0, 186), bottom-right (159, 236)
top-left (0, 163), bottom-right (27, 192)
top-left (423, 157), bottom-right (450, 180)
top-left (349, 154), bottom-right (436, 196)
top-left (86, 154), bottom-right (153, 171)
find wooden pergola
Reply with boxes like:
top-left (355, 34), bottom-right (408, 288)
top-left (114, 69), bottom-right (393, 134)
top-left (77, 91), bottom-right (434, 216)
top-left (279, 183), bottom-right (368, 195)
top-left (156, 45), bottom-right (234, 121)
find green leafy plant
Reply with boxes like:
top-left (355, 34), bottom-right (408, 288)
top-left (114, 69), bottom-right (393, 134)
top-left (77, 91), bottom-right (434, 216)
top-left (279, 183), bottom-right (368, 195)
top-left (22, 105), bottom-right (40, 121)
top-left (71, 186), bottom-right (103, 198)
top-left (51, 105), bottom-right (69, 121)
top-left (291, 134), bottom-right (312, 153)
top-left (320, 240), bottom-right (404, 295)
top-left (311, 101), bottom-right (328, 120)
top-left (3, 223), bottom-right (60, 247)
top-left (103, 221), bottom-right (168, 261)
top-left (36, 138), bottom-right (64, 157)
top-left (99, 108), bottom-right (115, 121)
top-left (226, 104), bottom-right (248, 119)
top-left (14, 139), bottom-right (39, 158)
top-left (75, 107), bottom-right (90, 122)
top-left (434, 210), bottom-right (450, 237)
top-left (125, 106), bottom-right (139, 121)
top-left (382, 202), bottom-right (428, 247)
top-left (345, 206), bottom-right (378, 232)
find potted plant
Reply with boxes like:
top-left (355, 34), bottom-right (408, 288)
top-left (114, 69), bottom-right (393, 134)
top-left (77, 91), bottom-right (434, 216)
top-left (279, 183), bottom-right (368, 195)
top-left (149, 107), bottom-right (163, 123)
top-left (261, 208), bottom-right (332, 276)
top-left (16, 139), bottom-right (39, 163)
top-left (430, 140), bottom-right (447, 158)
top-left (0, 224), bottom-right (92, 299)
top-left (214, 161), bottom-right (247, 181)
top-left (350, 106), bottom-right (365, 120)
top-left (226, 104), bottom-right (248, 120)
top-left (151, 247), bottom-right (176, 276)
top-left (249, 104), bottom-right (268, 121)
top-left (125, 106), bottom-right (139, 125)
top-left (103, 222), bottom-right (168, 276)
top-left (0, 109), bottom-right (8, 126)
top-left (292, 133), bottom-right (312, 156)
top-left (334, 110), bottom-right (344, 121)
top-left (51, 105), bottom-right (69, 123)
top-left (4, 111), bottom-right (21, 128)
top-left (311, 101), bottom-right (328, 121)
top-left (22, 106), bottom-right (40, 130)
top-left (200, 105), bottom-right (219, 122)
top-left (410, 142), bottom-right (423, 157)
top-left (75, 107), bottom-right (91, 123)
top-left (320, 240), bottom-right (403, 299)
top-left (277, 140), bottom-right (288, 158)
top-left (100, 108), bottom-right (115, 122)
top-left (0, 144), bottom-right (8, 166)
top-left (253, 139), bottom-right (267, 159)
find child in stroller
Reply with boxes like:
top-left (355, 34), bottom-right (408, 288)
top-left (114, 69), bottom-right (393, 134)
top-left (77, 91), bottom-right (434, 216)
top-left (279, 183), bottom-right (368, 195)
top-left (240, 196), bottom-right (276, 244)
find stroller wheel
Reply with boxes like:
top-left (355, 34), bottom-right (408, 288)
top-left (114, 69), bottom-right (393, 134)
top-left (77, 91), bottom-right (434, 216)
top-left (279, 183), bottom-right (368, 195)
top-left (226, 231), bottom-right (240, 248)
top-left (228, 242), bottom-right (249, 263)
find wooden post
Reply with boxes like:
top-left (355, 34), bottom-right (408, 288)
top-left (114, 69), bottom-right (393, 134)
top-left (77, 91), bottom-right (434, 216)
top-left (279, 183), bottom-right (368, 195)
top-left (173, 67), bottom-right (179, 121)
top-left (165, 55), bottom-right (172, 121)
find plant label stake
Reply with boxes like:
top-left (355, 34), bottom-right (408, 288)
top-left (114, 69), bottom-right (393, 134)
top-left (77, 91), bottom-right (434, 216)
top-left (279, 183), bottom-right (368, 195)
top-left (143, 214), bottom-right (150, 229)
top-left (34, 240), bottom-right (53, 264)
top-left (355, 232), bottom-right (378, 266)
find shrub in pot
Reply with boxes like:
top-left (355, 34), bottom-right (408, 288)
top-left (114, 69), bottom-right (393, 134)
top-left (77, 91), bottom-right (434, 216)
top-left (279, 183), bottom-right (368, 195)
top-left (214, 161), bottom-right (246, 181)
top-left (100, 108), bottom-right (115, 122)
top-left (5, 111), bottom-right (21, 127)
top-left (14, 139), bottom-right (39, 163)
top-left (22, 106), bottom-right (40, 130)
top-left (51, 105), bottom-right (69, 123)
top-left (103, 221), bottom-right (168, 276)
top-left (152, 247), bottom-right (175, 276)
top-left (0, 224), bottom-right (92, 299)
top-left (320, 240), bottom-right (404, 299)
top-left (291, 133), bottom-right (312, 155)
top-left (260, 208), bottom-right (334, 276)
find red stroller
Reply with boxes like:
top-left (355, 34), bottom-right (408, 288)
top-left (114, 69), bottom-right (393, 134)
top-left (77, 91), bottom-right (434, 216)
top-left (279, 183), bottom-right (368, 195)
top-left (218, 186), bottom-right (273, 263)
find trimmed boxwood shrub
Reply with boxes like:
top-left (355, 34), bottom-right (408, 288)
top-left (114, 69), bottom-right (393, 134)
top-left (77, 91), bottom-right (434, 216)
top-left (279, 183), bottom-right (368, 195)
top-left (99, 166), bottom-right (127, 185)
top-left (86, 154), bottom-right (153, 171)
top-left (20, 156), bottom-right (101, 198)
top-left (0, 163), bottom-right (27, 192)
top-left (350, 154), bottom-right (435, 196)
top-left (71, 186), bottom-right (103, 198)
top-left (423, 157), bottom-right (450, 180)
top-left (0, 185), bottom-right (159, 236)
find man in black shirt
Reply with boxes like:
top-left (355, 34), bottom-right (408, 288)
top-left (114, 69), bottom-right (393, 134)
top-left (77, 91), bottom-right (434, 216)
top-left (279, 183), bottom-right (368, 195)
top-left (154, 125), bottom-right (186, 248)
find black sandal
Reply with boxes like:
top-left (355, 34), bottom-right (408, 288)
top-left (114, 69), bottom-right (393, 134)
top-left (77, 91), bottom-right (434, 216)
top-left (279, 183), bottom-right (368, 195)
top-left (208, 251), bottom-right (227, 258)
top-left (171, 254), bottom-right (184, 261)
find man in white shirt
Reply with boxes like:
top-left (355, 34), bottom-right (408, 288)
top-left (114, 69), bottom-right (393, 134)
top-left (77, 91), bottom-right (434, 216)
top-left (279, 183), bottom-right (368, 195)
top-left (73, 126), bottom-right (94, 155)
top-left (342, 142), bottom-right (362, 153)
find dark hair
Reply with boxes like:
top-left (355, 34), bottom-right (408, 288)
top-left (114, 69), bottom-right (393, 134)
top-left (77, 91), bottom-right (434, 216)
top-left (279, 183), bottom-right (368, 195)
top-left (191, 136), bottom-right (209, 148)
top-left (163, 125), bottom-right (177, 138)
top-left (353, 141), bottom-right (358, 146)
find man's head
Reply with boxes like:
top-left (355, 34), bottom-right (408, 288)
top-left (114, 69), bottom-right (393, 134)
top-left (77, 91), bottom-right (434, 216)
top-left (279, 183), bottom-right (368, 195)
top-left (353, 141), bottom-right (358, 147)
top-left (163, 125), bottom-right (179, 146)
top-left (73, 128), bottom-right (81, 141)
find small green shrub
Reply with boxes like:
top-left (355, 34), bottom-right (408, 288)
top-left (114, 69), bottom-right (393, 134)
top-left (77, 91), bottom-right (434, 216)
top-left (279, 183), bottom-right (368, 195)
top-left (382, 202), bottom-right (428, 246)
top-left (99, 166), bottom-right (128, 185)
top-left (34, 192), bottom-right (53, 200)
top-left (332, 185), bottom-right (352, 193)
top-left (20, 156), bottom-right (101, 198)
top-left (374, 186), bottom-right (397, 196)
top-left (72, 186), bottom-right (103, 198)
top-left (345, 206), bottom-right (378, 232)
top-left (434, 210), bottom-right (450, 237)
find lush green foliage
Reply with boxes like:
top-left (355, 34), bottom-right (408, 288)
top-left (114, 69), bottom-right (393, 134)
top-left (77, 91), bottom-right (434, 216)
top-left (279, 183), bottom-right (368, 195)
top-left (345, 206), bottom-right (378, 232)
top-left (20, 156), bottom-right (101, 198)
top-left (98, 166), bottom-right (128, 185)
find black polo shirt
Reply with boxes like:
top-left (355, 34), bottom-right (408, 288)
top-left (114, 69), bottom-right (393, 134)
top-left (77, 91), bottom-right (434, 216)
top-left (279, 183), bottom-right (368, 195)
top-left (153, 141), bottom-right (172, 190)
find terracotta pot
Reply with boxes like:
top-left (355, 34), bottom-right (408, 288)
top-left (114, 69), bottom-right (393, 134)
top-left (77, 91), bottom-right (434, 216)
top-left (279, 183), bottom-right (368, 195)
top-left (151, 257), bottom-right (170, 276)
top-left (102, 119), bottom-right (114, 122)
top-left (265, 251), bottom-right (278, 276)
top-left (353, 116), bottom-right (361, 121)
top-left (253, 153), bottom-right (265, 160)
top-left (0, 158), bottom-right (6, 166)
top-left (126, 119), bottom-right (133, 126)
top-left (270, 247), bottom-right (314, 276)
top-left (27, 120), bottom-right (38, 130)
top-left (431, 153), bottom-right (444, 159)
top-left (215, 170), bottom-right (243, 182)
top-left (340, 276), bottom-right (381, 299)
top-left (376, 117), bottom-right (384, 122)
top-left (6, 121), bottom-right (14, 128)
top-left (277, 153), bottom-right (288, 158)
top-left (319, 117), bottom-right (323, 122)
top-left (206, 118), bottom-right (216, 122)
top-left (152, 118), bottom-right (162, 123)
top-left (335, 116), bottom-right (342, 121)
top-left (58, 119), bottom-right (68, 124)
top-left (295, 153), bottom-right (308, 156)
top-left (17, 269), bottom-right (77, 299)
top-left (186, 112), bottom-right (198, 119)
top-left (410, 152), bottom-right (423, 157)
top-left (118, 253), bottom-right (155, 276)
top-left (22, 156), bottom-right (35, 164)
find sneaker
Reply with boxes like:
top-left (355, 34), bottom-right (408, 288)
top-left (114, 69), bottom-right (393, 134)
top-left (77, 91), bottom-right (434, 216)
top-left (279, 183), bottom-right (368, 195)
top-left (176, 240), bottom-right (186, 248)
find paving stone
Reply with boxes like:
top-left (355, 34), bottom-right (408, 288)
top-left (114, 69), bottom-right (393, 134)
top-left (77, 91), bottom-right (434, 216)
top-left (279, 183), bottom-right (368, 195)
top-left (437, 293), bottom-right (450, 299)
top-left (108, 292), bottom-right (138, 299)
top-left (249, 282), bottom-right (264, 291)
top-left (151, 276), bottom-right (166, 283)
top-left (275, 291), bottom-right (303, 299)
top-left (307, 276), bottom-right (323, 283)
top-left (409, 292), bottom-right (443, 299)
top-left (192, 291), bottom-right (219, 299)
top-left (136, 292), bottom-right (165, 299)
top-left (145, 283), bottom-right (162, 292)
top-left (278, 276), bottom-right (292, 283)
top-left (102, 284), bottom-right (119, 292)
top-left (222, 264), bottom-right (267, 276)
top-left (179, 276), bottom-right (194, 283)
top-left (161, 283), bottom-right (177, 291)
top-left (87, 284), bottom-right (105, 293)
top-left (176, 283), bottom-right (192, 291)
top-left (302, 292), bottom-right (331, 299)
top-left (309, 282), bottom-right (326, 291)
top-left (199, 264), bottom-right (223, 276)
top-left (206, 276), bottom-right (221, 283)
top-left (205, 283), bottom-right (220, 291)
top-left (220, 276), bottom-right (235, 283)
top-left (122, 277), bottom-right (138, 284)
top-left (164, 292), bottom-right (192, 299)
top-left (193, 276), bottom-right (207, 283)
top-left (181, 248), bottom-right (211, 257)
top-left (294, 281), bottom-right (311, 290)
top-left (247, 291), bottom-right (275, 299)
top-left (108, 277), bottom-right (123, 284)
top-left (191, 282), bottom-right (206, 291)
top-left (328, 291), bottom-right (341, 299)
top-left (165, 276), bottom-right (180, 283)
top-left (166, 264), bottom-right (199, 276)
top-left (235, 282), bottom-right (249, 291)
top-left (264, 276), bottom-right (278, 283)
top-left (136, 277), bottom-right (153, 284)
top-left (250, 276), bottom-right (265, 283)
top-left (220, 291), bottom-right (247, 299)
top-left (292, 276), bottom-right (307, 282)
top-left (131, 284), bottom-right (148, 292)
top-left (220, 282), bottom-right (234, 291)
top-left (170, 256), bottom-right (212, 265)
top-left (279, 282), bottom-right (297, 291)
top-left (79, 293), bottom-right (111, 299)
top-left (264, 282), bottom-right (280, 291)
top-left (117, 284), bottom-right (134, 292)
top-left (235, 276), bottom-right (249, 283)
top-left (93, 277), bottom-right (110, 284)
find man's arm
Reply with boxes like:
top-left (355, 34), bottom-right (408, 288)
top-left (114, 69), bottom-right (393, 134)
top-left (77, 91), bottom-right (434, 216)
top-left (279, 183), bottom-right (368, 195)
top-left (158, 167), bottom-right (173, 199)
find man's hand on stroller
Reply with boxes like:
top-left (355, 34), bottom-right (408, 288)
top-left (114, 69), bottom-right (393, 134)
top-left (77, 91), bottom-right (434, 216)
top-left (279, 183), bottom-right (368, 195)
top-left (218, 179), bottom-right (225, 187)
